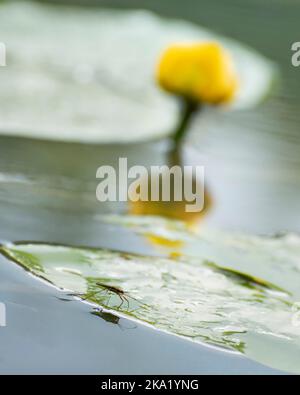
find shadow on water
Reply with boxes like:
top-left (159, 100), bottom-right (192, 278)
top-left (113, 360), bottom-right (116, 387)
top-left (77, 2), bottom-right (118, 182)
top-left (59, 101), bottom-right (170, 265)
top-left (91, 309), bottom-right (137, 331)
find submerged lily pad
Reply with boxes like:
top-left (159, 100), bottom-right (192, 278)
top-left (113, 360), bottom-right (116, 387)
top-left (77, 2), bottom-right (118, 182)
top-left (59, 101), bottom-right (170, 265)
top-left (0, 1), bottom-right (276, 143)
top-left (1, 216), bottom-right (300, 373)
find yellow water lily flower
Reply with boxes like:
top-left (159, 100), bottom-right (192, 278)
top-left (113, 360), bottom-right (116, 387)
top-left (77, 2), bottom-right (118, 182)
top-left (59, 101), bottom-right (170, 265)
top-left (157, 42), bottom-right (238, 104)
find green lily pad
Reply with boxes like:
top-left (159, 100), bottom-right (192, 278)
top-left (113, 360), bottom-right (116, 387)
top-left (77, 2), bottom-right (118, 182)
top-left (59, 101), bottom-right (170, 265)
top-left (0, 1), bottom-right (276, 143)
top-left (1, 215), bottom-right (300, 374)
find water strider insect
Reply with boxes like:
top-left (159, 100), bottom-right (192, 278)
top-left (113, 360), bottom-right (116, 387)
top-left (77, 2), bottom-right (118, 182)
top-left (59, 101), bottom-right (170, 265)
top-left (68, 281), bottom-right (147, 312)
top-left (69, 282), bottom-right (138, 310)
top-left (95, 282), bottom-right (130, 309)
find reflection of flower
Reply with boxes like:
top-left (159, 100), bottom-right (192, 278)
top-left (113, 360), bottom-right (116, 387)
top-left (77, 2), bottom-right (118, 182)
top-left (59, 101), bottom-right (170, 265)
top-left (157, 42), bottom-right (238, 104)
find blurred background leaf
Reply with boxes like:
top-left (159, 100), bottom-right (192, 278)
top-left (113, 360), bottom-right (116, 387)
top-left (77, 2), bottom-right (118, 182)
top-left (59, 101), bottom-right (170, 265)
top-left (0, 0), bottom-right (275, 143)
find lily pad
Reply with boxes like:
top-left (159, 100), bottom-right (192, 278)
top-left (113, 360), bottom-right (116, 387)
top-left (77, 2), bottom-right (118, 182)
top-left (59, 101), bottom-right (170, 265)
top-left (1, 216), bottom-right (300, 374)
top-left (0, 1), bottom-right (276, 143)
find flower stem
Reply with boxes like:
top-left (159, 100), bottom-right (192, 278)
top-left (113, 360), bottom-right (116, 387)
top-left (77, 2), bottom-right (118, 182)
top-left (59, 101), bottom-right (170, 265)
top-left (172, 98), bottom-right (199, 146)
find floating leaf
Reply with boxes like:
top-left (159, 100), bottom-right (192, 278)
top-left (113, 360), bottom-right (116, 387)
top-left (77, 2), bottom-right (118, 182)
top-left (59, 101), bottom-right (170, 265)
top-left (2, 219), bottom-right (300, 374)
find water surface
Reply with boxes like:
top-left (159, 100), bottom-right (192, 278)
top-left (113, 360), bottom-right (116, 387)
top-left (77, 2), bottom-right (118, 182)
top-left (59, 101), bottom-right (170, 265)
top-left (2, 216), bottom-right (300, 373)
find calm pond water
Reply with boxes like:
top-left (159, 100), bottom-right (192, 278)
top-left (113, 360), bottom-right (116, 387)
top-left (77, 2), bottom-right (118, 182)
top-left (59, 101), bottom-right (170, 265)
top-left (23, 0), bottom-right (300, 233)
top-left (0, 0), bottom-right (299, 374)
top-left (133, 0), bottom-right (300, 234)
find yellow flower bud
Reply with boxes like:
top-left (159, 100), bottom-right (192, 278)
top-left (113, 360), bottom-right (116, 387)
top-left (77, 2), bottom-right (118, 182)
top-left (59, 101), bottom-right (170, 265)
top-left (157, 42), bottom-right (238, 104)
